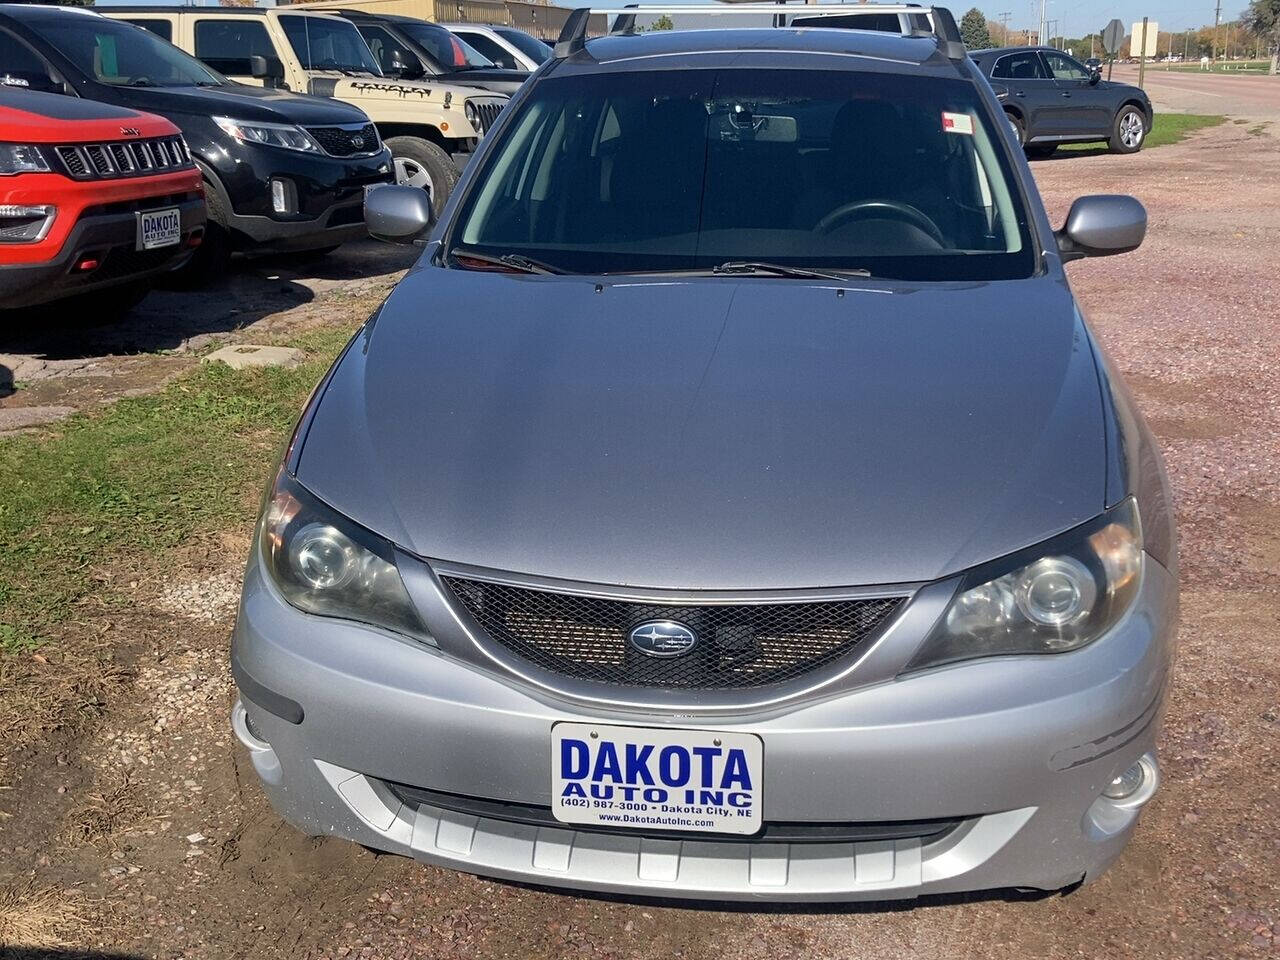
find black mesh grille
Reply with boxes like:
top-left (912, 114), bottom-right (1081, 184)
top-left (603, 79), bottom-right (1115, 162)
top-left (441, 577), bottom-right (905, 690)
top-left (306, 123), bottom-right (379, 157)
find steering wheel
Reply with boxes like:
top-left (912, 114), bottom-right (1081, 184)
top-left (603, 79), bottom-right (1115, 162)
top-left (815, 200), bottom-right (946, 247)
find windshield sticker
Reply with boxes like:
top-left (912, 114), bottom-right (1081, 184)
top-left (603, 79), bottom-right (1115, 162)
top-left (942, 111), bottom-right (974, 135)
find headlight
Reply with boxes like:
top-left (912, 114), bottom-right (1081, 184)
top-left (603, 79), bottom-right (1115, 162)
top-left (0, 143), bottom-right (50, 175)
top-left (259, 470), bottom-right (432, 642)
top-left (213, 117), bottom-right (322, 154)
top-left (464, 100), bottom-right (480, 131)
top-left (904, 498), bottom-right (1143, 671)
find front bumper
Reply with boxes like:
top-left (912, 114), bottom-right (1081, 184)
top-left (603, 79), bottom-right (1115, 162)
top-left (231, 553), bottom-right (1177, 901)
top-left (0, 193), bottom-right (205, 309)
top-left (202, 147), bottom-right (393, 254)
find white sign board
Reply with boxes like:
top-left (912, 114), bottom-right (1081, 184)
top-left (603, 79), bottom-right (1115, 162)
top-left (1131, 21), bottom-right (1159, 58)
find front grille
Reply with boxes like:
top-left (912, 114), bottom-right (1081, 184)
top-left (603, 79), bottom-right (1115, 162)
top-left (306, 123), bottom-right (380, 158)
top-left (54, 135), bottom-right (192, 181)
top-left (469, 99), bottom-right (504, 136)
top-left (441, 577), bottom-right (905, 690)
top-left (386, 781), bottom-right (962, 845)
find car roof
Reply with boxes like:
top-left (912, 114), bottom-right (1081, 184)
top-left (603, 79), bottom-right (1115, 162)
top-left (546, 26), bottom-right (965, 78)
top-left (0, 3), bottom-right (102, 20)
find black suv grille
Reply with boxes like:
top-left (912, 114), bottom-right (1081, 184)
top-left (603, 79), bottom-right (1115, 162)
top-left (306, 123), bottom-right (380, 157)
top-left (441, 577), bottom-right (905, 690)
top-left (54, 136), bottom-right (192, 181)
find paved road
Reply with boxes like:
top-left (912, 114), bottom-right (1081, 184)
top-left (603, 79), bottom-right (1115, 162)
top-left (1109, 63), bottom-right (1280, 118)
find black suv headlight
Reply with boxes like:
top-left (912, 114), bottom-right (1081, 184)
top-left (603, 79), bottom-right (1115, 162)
top-left (905, 499), bottom-right (1143, 671)
top-left (259, 470), bottom-right (432, 643)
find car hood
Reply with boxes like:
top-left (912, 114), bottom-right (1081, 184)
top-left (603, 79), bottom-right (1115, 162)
top-left (438, 68), bottom-right (527, 96)
top-left (297, 269), bottom-right (1107, 590)
top-left (118, 82), bottom-right (370, 125)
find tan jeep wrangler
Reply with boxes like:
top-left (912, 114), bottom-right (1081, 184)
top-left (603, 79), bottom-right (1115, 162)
top-left (107, 6), bottom-right (508, 212)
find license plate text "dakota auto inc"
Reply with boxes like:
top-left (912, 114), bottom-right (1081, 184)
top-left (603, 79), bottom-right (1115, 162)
top-left (551, 723), bottom-right (763, 835)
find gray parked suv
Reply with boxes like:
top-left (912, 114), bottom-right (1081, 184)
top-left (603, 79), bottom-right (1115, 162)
top-left (231, 3), bottom-right (1177, 902)
top-left (971, 46), bottom-right (1154, 156)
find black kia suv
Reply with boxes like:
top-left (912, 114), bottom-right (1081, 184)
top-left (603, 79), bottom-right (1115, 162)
top-left (0, 5), bottom-right (393, 281)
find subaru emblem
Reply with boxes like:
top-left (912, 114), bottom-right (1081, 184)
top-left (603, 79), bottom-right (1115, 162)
top-left (628, 620), bottom-right (698, 658)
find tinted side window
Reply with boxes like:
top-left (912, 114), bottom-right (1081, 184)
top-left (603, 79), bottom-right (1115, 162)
top-left (459, 32), bottom-right (517, 70)
top-left (194, 19), bottom-right (274, 75)
top-left (1043, 52), bottom-right (1089, 80)
top-left (123, 19), bottom-right (172, 43)
top-left (991, 52), bottom-right (1047, 80)
top-left (358, 24), bottom-right (415, 74)
top-left (0, 28), bottom-right (57, 92)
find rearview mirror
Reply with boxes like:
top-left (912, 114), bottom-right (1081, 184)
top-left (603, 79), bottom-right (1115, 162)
top-left (365, 184), bottom-right (433, 245)
top-left (1056, 195), bottom-right (1146, 262)
top-left (249, 55), bottom-right (285, 82)
top-left (388, 50), bottom-right (424, 80)
top-left (1088, 70), bottom-right (1101, 86)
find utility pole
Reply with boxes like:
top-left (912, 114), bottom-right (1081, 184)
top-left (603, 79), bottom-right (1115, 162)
top-left (998, 10), bottom-right (1011, 45)
top-left (1037, 0), bottom-right (1047, 46)
top-left (1137, 16), bottom-right (1148, 88)
top-left (1184, 29), bottom-right (1190, 61)
top-left (1213, 0), bottom-right (1222, 62)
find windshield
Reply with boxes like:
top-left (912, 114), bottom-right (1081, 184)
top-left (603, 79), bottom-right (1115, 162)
top-left (452, 69), bottom-right (1035, 280)
top-left (399, 22), bottom-right (495, 71)
top-left (280, 15), bottom-right (381, 75)
top-left (29, 15), bottom-right (222, 88)
top-left (494, 27), bottom-right (550, 65)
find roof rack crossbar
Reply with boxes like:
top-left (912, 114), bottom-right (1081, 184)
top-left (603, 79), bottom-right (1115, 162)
top-left (553, 4), bottom-right (969, 62)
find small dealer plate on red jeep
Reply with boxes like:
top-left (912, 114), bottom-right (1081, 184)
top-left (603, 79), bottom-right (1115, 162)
top-left (136, 207), bottom-right (181, 251)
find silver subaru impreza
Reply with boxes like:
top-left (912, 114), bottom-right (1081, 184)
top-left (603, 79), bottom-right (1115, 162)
top-left (231, 4), bottom-right (1178, 902)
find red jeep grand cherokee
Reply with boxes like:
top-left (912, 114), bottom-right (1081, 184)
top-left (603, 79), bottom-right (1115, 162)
top-left (1, 86), bottom-right (205, 316)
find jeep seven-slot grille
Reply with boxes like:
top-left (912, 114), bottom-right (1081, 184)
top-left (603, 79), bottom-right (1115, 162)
top-left (440, 577), bottom-right (905, 690)
top-left (306, 123), bottom-right (380, 157)
top-left (54, 135), bottom-right (192, 181)
top-left (469, 100), bottom-right (504, 135)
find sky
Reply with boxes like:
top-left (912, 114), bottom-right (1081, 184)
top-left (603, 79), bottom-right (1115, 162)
top-left (92, 0), bottom-right (1241, 37)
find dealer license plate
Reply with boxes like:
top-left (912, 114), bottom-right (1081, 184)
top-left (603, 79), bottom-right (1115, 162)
top-left (136, 207), bottom-right (181, 251)
top-left (551, 722), bottom-right (763, 835)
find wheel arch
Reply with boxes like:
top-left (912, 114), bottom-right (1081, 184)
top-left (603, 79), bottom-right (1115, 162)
top-left (377, 123), bottom-right (451, 151)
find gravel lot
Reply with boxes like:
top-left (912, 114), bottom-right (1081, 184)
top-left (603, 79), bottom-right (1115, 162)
top-left (1, 110), bottom-right (1277, 959)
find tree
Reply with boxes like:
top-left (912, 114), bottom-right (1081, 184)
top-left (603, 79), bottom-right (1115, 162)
top-left (1241, 0), bottom-right (1280, 73)
top-left (960, 7), bottom-right (993, 49)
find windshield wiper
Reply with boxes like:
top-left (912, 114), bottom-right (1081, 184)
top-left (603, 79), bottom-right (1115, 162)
top-left (712, 261), bottom-right (870, 281)
top-left (449, 248), bottom-right (564, 275)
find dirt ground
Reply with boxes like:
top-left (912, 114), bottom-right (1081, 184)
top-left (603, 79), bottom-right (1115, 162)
top-left (2, 119), bottom-right (1278, 959)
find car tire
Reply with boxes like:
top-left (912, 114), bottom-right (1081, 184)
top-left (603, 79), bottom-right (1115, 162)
top-left (1025, 143), bottom-right (1058, 159)
top-left (170, 181), bottom-right (231, 288)
top-left (386, 136), bottom-right (459, 218)
top-left (1109, 106), bottom-right (1147, 154)
top-left (1006, 112), bottom-right (1026, 147)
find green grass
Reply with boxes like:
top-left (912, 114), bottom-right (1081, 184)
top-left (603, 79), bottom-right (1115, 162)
top-left (1157, 59), bottom-right (1271, 74)
top-left (1057, 112), bottom-right (1225, 153)
top-left (0, 326), bottom-right (355, 652)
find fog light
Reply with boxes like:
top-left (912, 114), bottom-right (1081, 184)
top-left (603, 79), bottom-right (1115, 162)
top-left (1102, 761), bottom-right (1146, 800)
top-left (270, 177), bottom-right (297, 215)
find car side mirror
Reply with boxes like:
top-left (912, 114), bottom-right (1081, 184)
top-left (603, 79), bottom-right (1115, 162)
top-left (365, 184), bottom-right (433, 245)
top-left (249, 55), bottom-right (285, 83)
top-left (388, 50), bottom-right (424, 80)
top-left (1088, 70), bottom-right (1101, 86)
top-left (1056, 195), bottom-right (1146, 262)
